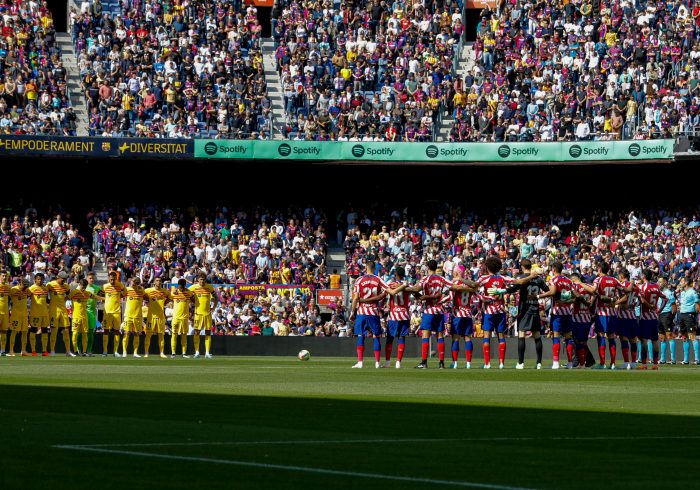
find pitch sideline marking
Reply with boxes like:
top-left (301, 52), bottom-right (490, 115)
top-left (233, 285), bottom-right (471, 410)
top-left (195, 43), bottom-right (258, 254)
top-left (57, 434), bottom-right (700, 449)
top-left (53, 444), bottom-right (537, 490)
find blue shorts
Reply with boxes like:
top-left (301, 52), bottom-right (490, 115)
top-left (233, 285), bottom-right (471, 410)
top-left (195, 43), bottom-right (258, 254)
top-left (482, 313), bottom-right (507, 333)
top-left (354, 314), bottom-right (382, 336)
top-left (451, 317), bottom-right (474, 337)
top-left (387, 320), bottom-right (409, 338)
top-left (594, 315), bottom-right (615, 334)
top-left (572, 321), bottom-right (591, 341)
top-left (550, 314), bottom-right (572, 334)
top-left (638, 319), bottom-right (659, 341)
top-left (420, 313), bottom-right (445, 333)
top-left (615, 318), bottom-right (638, 338)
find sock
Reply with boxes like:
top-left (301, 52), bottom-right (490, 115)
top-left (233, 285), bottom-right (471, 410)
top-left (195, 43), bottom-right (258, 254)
top-left (205, 335), bottom-right (211, 354)
top-left (21, 331), bottom-right (28, 352)
top-left (608, 338), bottom-right (617, 365)
top-left (87, 330), bottom-right (94, 353)
top-left (180, 333), bottom-right (187, 355)
top-left (72, 329), bottom-right (80, 353)
top-left (653, 346), bottom-right (659, 365)
top-left (103, 332), bottom-right (110, 354)
top-left (194, 333), bottom-right (201, 354)
top-left (660, 340), bottom-right (667, 362)
top-left (421, 337), bottom-right (429, 362)
top-left (41, 333), bottom-right (48, 353)
top-left (518, 337), bottom-right (525, 364)
top-left (482, 338), bottom-right (491, 365)
top-left (498, 338), bottom-right (506, 364)
top-left (356, 335), bottom-right (365, 362)
top-left (50, 329), bottom-right (58, 352)
top-left (669, 338), bottom-right (676, 362)
top-left (566, 339), bottom-right (574, 363)
top-left (552, 337), bottom-right (560, 362)
top-left (465, 340), bottom-right (473, 362)
top-left (144, 330), bottom-right (152, 355)
top-left (621, 339), bottom-right (630, 363)
top-left (81, 331), bottom-right (88, 353)
top-left (436, 338), bottom-right (445, 361)
top-left (576, 342), bottom-right (586, 367)
top-left (62, 329), bottom-right (70, 353)
top-left (385, 336), bottom-right (394, 361)
top-left (373, 337), bottom-right (381, 362)
top-left (693, 339), bottom-right (700, 362)
top-left (535, 337), bottom-right (543, 364)
top-left (9, 331), bottom-right (16, 354)
top-left (451, 339), bottom-right (459, 361)
top-left (171, 332), bottom-right (178, 355)
top-left (630, 341), bottom-right (637, 362)
top-left (29, 332), bottom-right (37, 352)
top-left (114, 332), bottom-right (121, 354)
top-left (640, 341), bottom-right (648, 364)
top-left (158, 333), bottom-right (165, 354)
top-left (683, 340), bottom-right (690, 363)
top-left (397, 337), bottom-right (405, 361)
top-left (0, 332), bottom-right (5, 352)
top-left (122, 334), bottom-right (129, 355)
top-left (597, 336), bottom-right (606, 365)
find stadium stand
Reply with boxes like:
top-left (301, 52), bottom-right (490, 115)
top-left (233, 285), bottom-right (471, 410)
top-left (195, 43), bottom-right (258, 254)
top-left (69, 0), bottom-right (271, 138)
top-left (0, 1), bottom-right (77, 135)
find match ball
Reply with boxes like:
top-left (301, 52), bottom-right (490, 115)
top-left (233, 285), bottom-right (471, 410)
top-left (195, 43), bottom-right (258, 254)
top-left (298, 350), bottom-right (310, 361)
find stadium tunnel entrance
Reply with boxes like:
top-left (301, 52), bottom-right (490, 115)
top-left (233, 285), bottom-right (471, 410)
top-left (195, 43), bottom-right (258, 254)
top-left (47, 0), bottom-right (68, 32)
top-left (464, 9), bottom-right (481, 43)
top-left (258, 7), bottom-right (272, 38)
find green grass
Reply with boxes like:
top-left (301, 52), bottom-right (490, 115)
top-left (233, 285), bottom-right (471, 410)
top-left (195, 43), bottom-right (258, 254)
top-left (1, 357), bottom-right (700, 490)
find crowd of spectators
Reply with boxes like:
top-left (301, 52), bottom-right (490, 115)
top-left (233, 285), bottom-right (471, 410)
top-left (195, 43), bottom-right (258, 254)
top-left (0, 1), bottom-right (77, 135)
top-left (272, 0), bottom-right (465, 141)
top-left (70, 0), bottom-right (271, 138)
top-left (340, 204), bottom-right (700, 336)
top-left (449, 0), bottom-right (696, 142)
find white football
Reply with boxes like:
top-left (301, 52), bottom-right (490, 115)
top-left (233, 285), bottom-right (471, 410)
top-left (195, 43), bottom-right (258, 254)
top-left (298, 350), bottom-right (310, 361)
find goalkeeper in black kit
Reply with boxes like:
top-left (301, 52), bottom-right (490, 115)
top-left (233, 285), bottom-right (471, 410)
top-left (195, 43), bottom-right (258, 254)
top-left (489, 259), bottom-right (548, 369)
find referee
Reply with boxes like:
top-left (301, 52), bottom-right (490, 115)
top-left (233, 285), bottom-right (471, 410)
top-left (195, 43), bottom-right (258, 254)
top-left (677, 278), bottom-right (700, 365)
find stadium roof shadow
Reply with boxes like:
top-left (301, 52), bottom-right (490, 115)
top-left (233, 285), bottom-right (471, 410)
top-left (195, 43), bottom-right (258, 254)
top-left (1, 384), bottom-right (698, 490)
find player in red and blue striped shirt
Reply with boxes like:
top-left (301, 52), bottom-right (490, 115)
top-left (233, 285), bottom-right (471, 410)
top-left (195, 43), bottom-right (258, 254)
top-left (634, 270), bottom-right (668, 369)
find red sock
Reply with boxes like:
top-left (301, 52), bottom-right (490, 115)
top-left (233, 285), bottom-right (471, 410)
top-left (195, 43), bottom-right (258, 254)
top-left (498, 341), bottom-right (506, 364)
top-left (437, 341), bottom-right (445, 361)
top-left (421, 340), bottom-right (429, 362)
top-left (357, 345), bottom-right (364, 362)
top-left (483, 341), bottom-right (491, 365)
top-left (465, 346), bottom-right (472, 363)
top-left (385, 342), bottom-right (393, 362)
top-left (610, 344), bottom-right (617, 364)
top-left (553, 343), bottom-right (560, 362)
top-left (451, 349), bottom-right (458, 362)
top-left (374, 348), bottom-right (381, 363)
top-left (577, 348), bottom-right (586, 367)
top-left (598, 346), bottom-right (606, 365)
top-left (397, 343), bottom-right (405, 361)
top-left (622, 346), bottom-right (629, 363)
top-left (566, 343), bottom-right (574, 363)
top-left (653, 354), bottom-right (658, 365)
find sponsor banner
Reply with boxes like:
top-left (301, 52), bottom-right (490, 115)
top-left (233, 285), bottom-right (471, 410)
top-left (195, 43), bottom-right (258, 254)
top-left (562, 140), bottom-right (674, 160)
top-left (255, 140), bottom-right (334, 160)
top-left (116, 139), bottom-right (193, 158)
top-left (195, 139), bottom-right (256, 159)
top-left (316, 289), bottom-right (343, 306)
top-left (466, 0), bottom-right (498, 8)
top-left (0, 135), bottom-right (118, 157)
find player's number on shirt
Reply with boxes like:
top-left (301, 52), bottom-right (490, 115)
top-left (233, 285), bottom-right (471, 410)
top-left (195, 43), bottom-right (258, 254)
top-left (362, 286), bottom-right (379, 299)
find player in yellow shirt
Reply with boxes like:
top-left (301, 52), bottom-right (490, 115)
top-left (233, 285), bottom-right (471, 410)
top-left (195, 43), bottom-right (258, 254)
top-left (171, 279), bottom-right (194, 358)
top-left (8, 279), bottom-right (30, 356)
top-left (122, 277), bottom-right (146, 357)
top-left (28, 273), bottom-right (50, 356)
top-left (102, 272), bottom-right (126, 357)
top-left (69, 279), bottom-right (104, 356)
top-left (47, 272), bottom-right (72, 356)
top-left (144, 277), bottom-right (172, 358)
top-left (189, 273), bottom-right (218, 358)
top-left (0, 271), bottom-right (11, 355)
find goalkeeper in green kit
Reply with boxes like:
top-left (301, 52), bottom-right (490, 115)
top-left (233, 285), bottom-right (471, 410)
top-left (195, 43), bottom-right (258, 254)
top-left (80, 271), bottom-right (101, 356)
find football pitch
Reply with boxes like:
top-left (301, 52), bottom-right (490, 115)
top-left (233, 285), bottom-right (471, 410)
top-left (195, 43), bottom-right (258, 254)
top-left (2, 357), bottom-right (700, 490)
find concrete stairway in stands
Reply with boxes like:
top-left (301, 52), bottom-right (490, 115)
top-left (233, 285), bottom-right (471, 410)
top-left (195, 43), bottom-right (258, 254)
top-left (436, 43), bottom-right (477, 142)
top-left (56, 32), bottom-right (88, 136)
top-left (261, 38), bottom-right (286, 140)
